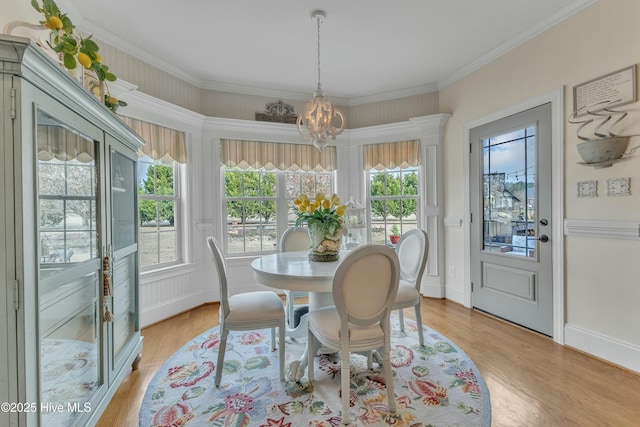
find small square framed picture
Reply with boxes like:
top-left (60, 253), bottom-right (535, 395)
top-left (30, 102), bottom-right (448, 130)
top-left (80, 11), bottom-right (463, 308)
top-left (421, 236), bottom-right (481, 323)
top-left (607, 177), bottom-right (630, 196)
top-left (577, 180), bottom-right (597, 197)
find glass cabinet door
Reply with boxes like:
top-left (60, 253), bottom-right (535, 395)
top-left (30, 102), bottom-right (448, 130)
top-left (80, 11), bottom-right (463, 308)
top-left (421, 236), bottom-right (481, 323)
top-left (36, 109), bottom-right (101, 426)
top-left (108, 139), bottom-right (139, 371)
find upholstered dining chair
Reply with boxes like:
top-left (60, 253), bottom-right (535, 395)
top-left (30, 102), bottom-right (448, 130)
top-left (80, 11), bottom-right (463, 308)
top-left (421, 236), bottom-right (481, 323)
top-left (393, 228), bottom-right (429, 346)
top-left (307, 244), bottom-right (400, 425)
top-left (280, 227), bottom-right (311, 330)
top-left (207, 236), bottom-right (285, 386)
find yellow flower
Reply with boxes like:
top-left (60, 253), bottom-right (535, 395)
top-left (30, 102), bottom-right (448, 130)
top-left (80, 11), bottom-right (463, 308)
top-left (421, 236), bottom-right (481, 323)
top-left (331, 193), bottom-right (340, 205)
top-left (293, 198), bottom-right (302, 206)
top-left (336, 205), bottom-right (347, 217)
top-left (315, 192), bottom-right (325, 202)
top-left (302, 198), bottom-right (310, 207)
top-left (308, 204), bottom-right (316, 214)
top-left (322, 199), bottom-right (331, 209)
top-left (95, 53), bottom-right (102, 63)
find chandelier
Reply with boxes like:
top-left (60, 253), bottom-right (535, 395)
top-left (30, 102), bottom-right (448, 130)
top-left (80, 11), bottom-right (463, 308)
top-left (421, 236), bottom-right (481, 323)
top-left (296, 10), bottom-right (345, 151)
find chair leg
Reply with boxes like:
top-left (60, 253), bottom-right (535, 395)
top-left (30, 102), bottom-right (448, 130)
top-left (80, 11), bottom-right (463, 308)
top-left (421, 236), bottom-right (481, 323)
top-left (398, 308), bottom-right (405, 333)
top-left (307, 329), bottom-right (315, 384)
top-left (414, 304), bottom-right (424, 347)
top-left (341, 348), bottom-right (351, 425)
top-left (270, 326), bottom-right (276, 351)
top-left (382, 346), bottom-right (396, 416)
top-left (215, 326), bottom-right (229, 387)
top-left (278, 319), bottom-right (285, 381)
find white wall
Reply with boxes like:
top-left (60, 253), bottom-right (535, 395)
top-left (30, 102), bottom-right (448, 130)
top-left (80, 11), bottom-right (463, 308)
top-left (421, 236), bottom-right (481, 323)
top-left (440, 0), bottom-right (640, 372)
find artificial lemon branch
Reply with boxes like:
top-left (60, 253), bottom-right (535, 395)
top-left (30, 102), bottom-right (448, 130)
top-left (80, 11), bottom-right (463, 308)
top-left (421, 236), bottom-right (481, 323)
top-left (31, 0), bottom-right (126, 111)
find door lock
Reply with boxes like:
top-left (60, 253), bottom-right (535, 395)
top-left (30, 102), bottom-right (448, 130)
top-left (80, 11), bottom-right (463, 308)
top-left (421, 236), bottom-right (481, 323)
top-left (539, 219), bottom-right (548, 226)
top-left (538, 235), bottom-right (549, 243)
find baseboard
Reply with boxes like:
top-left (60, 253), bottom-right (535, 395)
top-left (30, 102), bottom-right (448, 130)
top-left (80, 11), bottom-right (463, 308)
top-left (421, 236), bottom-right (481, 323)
top-left (421, 282), bottom-right (444, 298)
top-left (141, 291), bottom-right (210, 328)
top-left (564, 323), bottom-right (640, 374)
top-left (444, 284), bottom-right (465, 305)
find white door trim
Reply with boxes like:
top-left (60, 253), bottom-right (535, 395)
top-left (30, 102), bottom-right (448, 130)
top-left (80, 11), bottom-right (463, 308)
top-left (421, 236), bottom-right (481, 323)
top-left (462, 87), bottom-right (565, 344)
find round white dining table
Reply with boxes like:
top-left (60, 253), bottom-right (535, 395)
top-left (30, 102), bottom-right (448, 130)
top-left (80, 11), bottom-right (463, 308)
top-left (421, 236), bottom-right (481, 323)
top-left (250, 250), bottom-right (350, 381)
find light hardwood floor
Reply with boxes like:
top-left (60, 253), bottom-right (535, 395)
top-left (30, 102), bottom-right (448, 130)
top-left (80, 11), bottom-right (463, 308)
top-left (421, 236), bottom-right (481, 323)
top-left (98, 298), bottom-right (640, 426)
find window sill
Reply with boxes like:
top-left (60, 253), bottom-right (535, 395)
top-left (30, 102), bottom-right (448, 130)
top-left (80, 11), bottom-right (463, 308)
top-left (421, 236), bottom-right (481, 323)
top-left (140, 263), bottom-right (195, 284)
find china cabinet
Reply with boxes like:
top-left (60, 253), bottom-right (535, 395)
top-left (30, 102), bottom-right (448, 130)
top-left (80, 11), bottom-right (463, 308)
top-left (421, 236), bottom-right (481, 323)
top-left (0, 35), bottom-right (144, 426)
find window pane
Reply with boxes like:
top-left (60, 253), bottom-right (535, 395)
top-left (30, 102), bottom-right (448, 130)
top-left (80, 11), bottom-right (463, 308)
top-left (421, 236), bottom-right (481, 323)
top-left (38, 163), bottom-right (65, 196)
top-left (155, 162), bottom-right (175, 196)
top-left (138, 157), bottom-right (154, 195)
top-left (67, 163), bottom-right (94, 196)
top-left (482, 126), bottom-right (536, 258)
top-left (386, 171), bottom-right (402, 196)
top-left (139, 226), bottom-right (159, 266)
top-left (244, 171), bottom-right (259, 196)
top-left (260, 172), bottom-right (276, 196)
top-left (138, 154), bottom-right (180, 269)
top-left (159, 229), bottom-right (176, 264)
top-left (225, 171), bottom-right (242, 197)
top-left (369, 172), bottom-right (385, 197)
top-left (285, 173), bottom-right (301, 198)
top-left (316, 174), bottom-right (331, 195)
top-left (402, 170), bottom-right (418, 196)
top-left (301, 174), bottom-right (315, 196)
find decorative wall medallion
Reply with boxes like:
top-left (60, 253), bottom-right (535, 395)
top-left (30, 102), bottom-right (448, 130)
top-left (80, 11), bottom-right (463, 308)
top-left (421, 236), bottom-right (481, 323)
top-left (255, 100), bottom-right (298, 124)
top-left (607, 177), bottom-right (630, 196)
top-left (577, 180), bottom-right (598, 197)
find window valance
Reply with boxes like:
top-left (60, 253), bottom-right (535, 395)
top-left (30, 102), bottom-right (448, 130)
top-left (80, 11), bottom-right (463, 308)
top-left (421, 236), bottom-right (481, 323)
top-left (221, 139), bottom-right (336, 172)
top-left (364, 140), bottom-right (420, 171)
top-left (120, 116), bottom-right (187, 164)
top-left (37, 125), bottom-right (95, 163)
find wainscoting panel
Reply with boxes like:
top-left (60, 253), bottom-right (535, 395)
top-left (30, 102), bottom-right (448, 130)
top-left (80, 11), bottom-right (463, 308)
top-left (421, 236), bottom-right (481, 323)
top-left (140, 268), bottom-right (203, 327)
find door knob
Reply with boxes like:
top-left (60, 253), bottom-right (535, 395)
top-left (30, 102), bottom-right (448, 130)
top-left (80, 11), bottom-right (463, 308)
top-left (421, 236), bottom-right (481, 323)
top-left (539, 219), bottom-right (548, 226)
top-left (538, 235), bottom-right (549, 242)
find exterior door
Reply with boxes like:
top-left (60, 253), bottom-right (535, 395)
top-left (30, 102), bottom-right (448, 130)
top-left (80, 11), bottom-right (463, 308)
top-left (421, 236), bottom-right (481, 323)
top-left (470, 103), bottom-right (553, 336)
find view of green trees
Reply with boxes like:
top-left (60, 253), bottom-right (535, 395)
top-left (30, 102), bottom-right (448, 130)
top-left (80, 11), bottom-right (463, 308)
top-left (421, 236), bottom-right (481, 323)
top-left (369, 170), bottom-right (418, 218)
top-left (139, 163), bottom-right (175, 225)
top-left (225, 170), bottom-right (277, 223)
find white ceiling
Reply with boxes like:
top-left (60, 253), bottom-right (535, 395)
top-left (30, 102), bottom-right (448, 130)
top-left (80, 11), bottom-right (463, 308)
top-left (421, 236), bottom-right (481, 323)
top-left (59, 0), bottom-right (594, 105)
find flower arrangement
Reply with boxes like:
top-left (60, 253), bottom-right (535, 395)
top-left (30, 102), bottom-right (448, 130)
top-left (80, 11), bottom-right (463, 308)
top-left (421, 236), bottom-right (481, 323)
top-left (293, 192), bottom-right (347, 261)
top-left (31, 0), bottom-right (126, 112)
top-left (294, 192), bottom-right (346, 230)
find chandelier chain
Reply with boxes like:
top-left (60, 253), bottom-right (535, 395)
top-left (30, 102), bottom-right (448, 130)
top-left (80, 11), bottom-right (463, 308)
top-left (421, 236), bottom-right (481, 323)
top-left (316, 15), bottom-right (321, 91)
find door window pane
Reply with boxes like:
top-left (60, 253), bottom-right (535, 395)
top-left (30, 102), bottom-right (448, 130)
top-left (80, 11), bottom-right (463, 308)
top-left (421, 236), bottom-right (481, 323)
top-left (482, 126), bottom-right (537, 258)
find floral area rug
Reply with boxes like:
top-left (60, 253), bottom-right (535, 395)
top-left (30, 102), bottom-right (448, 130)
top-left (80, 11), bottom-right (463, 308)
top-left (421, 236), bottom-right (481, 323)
top-left (139, 317), bottom-right (491, 426)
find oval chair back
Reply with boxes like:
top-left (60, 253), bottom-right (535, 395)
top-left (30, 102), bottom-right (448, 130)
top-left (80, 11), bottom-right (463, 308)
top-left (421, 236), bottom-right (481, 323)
top-left (393, 228), bottom-right (429, 346)
top-left (395, 229), bottom-right (429, 288)
top-left (333, 245), bottom-right (400, 328)
top-left (207, 236), bottom-right (230, 318)
top-left (280, 227), bottom-right (311, 252)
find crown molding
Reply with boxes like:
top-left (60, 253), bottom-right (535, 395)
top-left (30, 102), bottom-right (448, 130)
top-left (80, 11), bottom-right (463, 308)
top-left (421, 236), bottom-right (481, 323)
top-left (109, 79), bottom-right (206, 132)
top-left (438, 0), bottom-right (597, 90)
top-left (64, 0), bottom-right (596, 104)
